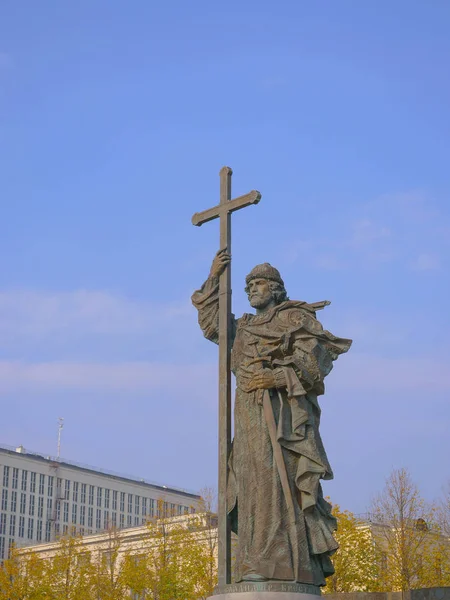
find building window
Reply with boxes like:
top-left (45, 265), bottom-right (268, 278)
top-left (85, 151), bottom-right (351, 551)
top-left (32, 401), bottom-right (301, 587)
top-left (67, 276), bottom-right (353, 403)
top-left (97, 488), bottom-right (102, 508)
top-left (56, 502), bottom-right (61, 521)
top-left (63, 502), bottom-right (69, 523)
top-left (47, 498), bottom-right (53, 517)
top-left (72, 504), bottom-right (77, 524)
top-left (30, 472), bottom-right (36, 493)
top-left (183, 506), bottom-right (189, 514)
top-left (127, 515), bottom-right (132, 526)
top-left (112, 512), bottom-right (117, 526)
top-left (80, 506), bottom-right (85, 526)
top-left (88, 507), bottom-right (93, 528)
top-left (29, 495), bottom-right (35, 516)
top-left (55, 523), bottom-right (60, 536)
top-left (89, 486), bottom-right (94, 506)
top-left (9, 515), bottom-right (16, 536)
top-left (18, 516), bottom-right (25, 538)
top-left (1, 490), bottom-right (8, 511)
top-left (112, 490), bottom-right (118, 511)
top-left (104, 511), bottom-right (109, 528)
top-left (0, 537), bottom-right (4, 560)
top-left (62, 524), bottom-right (68, 535)
top-left (0, 513), bottom-right (6, 534)
top-left (21, 470), bottom-right (28, 492)
top-left (142, 498), bottom-right (147, 516)
top-left (81, 483), bottom-right (86, 504)
top-left (119, 513), bottom-right (124, 528)
top-left (73, 482), bottom-right (79, 503)
top-left (39, 474), bottom-right (45, 495)
top-left (120, 492), bottom-right (125, 513)
top-left (12, 468), bottom-right (18, 490)
top-left (149, 499), bottom-right (154, 517)
top-left (38, 497), bottom-right (44, 519)
top-left (10, 491), bottom-right (17, 513)
top-left (2, 466), bottom-right (9, 488)
top-left (37, 520), bottom-right (43, 541)
top-left (134, 516), bottom-right (139, 526)
top-left (128, 494), bottom-right (133, 513)
top-left (20, 493), bottom-right (26, 515)
top-left (45, 521), bottom-right (51, 542)
top-left (135, 496), bottom-right (140, 515)
top-left (105, 489), bottom-right (110, 509)
top-left (96, 509), bottom-right (101, 529)
top-left (64, 480), bottom-right (70, 500)
top-left (48, 476), bottom-right (54, 497)
top-left (27, 518), bottom-right (34, 539)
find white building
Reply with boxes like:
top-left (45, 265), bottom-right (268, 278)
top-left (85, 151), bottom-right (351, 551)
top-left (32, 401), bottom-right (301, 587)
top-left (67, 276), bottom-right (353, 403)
top-left (0, 443), bottom-right (200, 560)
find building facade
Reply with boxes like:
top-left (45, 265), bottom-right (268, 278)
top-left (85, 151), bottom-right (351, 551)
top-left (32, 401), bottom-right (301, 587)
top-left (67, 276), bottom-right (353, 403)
top-left (0, 443), bottom-right (200, 560)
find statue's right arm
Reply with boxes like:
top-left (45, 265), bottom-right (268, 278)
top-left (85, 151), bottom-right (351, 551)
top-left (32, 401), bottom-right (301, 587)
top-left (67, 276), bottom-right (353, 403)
top-left (191, 249), bottom-right (235, 345)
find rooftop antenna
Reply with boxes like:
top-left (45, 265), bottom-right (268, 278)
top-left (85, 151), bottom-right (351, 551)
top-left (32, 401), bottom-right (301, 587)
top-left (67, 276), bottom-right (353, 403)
top-left (57, 417), bottom-right (64, 459)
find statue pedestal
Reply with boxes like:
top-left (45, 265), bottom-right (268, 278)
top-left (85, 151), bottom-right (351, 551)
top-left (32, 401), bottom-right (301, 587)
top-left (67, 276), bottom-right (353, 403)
top-left (209, 581), bottom-right (321, 600)
top-left (211, 594), bottom-right (319, 600)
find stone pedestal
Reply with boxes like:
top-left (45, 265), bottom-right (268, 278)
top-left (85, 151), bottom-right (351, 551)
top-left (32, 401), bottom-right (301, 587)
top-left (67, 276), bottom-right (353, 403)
top-left (211, 594), bottom-right (319, 600)
top-left (209, 581), bottom-right (321, 600)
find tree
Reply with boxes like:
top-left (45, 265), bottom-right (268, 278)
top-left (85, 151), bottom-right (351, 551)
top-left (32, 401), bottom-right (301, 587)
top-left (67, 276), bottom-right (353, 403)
top-left (369, 467), bottom-right (443, 591)
top-left (323, 503), bottom-right (381, 593)
top-left (89, 527), bottom-right (129, 600)
top-left (46, 534), bottom-right (94, 599)
top-left (0, 547), bottom-right (50, 600)
top-left (143, 498), bottom-right (218, 600)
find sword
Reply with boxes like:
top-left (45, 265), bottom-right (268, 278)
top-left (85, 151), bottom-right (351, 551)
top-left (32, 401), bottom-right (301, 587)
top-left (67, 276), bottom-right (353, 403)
top-left (248, 355), bottom-right (299, 575)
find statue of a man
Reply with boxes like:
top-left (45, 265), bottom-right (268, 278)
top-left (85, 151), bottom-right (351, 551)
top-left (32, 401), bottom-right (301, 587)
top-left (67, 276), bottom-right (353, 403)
top-left (192, 249), bottom-right (352, 586)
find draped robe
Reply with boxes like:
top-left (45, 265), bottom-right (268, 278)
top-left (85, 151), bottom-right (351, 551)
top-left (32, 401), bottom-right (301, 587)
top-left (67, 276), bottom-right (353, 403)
top-left (192, 275), bottom-right (352, 586)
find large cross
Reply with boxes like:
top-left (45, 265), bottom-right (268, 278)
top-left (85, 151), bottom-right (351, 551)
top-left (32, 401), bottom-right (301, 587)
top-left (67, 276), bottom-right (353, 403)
top-left (192, 166), bottom-right (261, 586)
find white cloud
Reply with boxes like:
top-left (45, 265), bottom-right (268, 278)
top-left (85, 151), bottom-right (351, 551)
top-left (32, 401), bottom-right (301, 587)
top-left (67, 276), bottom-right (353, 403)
top-left (330, 353), bottom-right (450, 393)
top-left (0, 360), bottom-right (215, 394)
top-left (411, 253), bottom-right (441, 271)
top-left (0, 289), bottom-right (194, 340)
top-left (0, 353), bottom-right (448, 397)
top-left (0, 52), bottom-right (12, 70)
top-left (350, 219), bottom-right (391, 246)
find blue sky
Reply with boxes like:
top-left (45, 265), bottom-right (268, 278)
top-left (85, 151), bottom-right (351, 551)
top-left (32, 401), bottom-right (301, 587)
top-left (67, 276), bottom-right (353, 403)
top-left (0, 1), bottom-right (449, 514)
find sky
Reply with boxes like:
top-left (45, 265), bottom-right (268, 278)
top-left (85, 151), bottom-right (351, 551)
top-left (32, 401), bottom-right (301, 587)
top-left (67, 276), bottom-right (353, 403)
top-left (0, 1), bottom-right (449, 515)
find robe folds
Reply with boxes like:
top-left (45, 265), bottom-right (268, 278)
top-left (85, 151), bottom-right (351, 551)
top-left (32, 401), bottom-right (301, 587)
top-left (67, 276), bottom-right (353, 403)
top-left (192, 275), bottom-right (352, 586)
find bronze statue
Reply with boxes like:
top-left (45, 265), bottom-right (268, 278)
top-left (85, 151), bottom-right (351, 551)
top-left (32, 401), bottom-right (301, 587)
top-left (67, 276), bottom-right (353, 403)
top-left (192, 250), bottom-right (352, 587)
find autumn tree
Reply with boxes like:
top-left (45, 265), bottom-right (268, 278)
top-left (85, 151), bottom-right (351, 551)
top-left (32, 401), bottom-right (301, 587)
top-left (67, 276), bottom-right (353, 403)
top-left (143, 498), bottom-right (218, 600)
top-left (369, 467), bottom-right (443, 591)
top-left (197, 487), bottom-right (218, 597)
top-left (0, 547), bottom-right (50, 600)
top-left (45, 535), bottom-right (94, 599)
top-left (89, 527), bottom-right (130, 600)
top-left (324, 503), bottom-right (381, 594)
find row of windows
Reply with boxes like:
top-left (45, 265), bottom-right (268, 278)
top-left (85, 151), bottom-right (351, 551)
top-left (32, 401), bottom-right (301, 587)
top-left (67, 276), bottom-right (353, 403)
top-left (0, 508), bottom-right (151, 543)
top-left (1, 466), bottom-right (194, 519)
top-left (2, 467), bottom-right (49, 495)
top-left (0, 491), bottom-right (189, 521)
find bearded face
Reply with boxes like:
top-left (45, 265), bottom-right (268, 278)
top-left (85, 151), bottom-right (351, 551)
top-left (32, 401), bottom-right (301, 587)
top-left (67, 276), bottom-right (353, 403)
top-left (247, 278), bottom-right (275, 310)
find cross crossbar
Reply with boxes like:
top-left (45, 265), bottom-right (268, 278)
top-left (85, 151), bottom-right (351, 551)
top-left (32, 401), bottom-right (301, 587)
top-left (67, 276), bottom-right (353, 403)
top-left (192, 190), bottom-right (261, 227)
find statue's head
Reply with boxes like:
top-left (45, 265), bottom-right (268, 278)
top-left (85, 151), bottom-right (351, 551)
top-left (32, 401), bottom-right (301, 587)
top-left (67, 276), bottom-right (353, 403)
top-left (244, 263), bottom-right (289, 310)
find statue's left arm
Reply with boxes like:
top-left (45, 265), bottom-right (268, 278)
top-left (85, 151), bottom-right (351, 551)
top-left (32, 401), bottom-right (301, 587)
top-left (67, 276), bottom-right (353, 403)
top-left (272, 308), bottom-right (352, 397)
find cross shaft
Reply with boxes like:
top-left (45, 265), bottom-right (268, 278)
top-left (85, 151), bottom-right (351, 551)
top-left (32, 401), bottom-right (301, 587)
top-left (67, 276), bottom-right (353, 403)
top-left (191, 166), bottom-right (261, 586)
